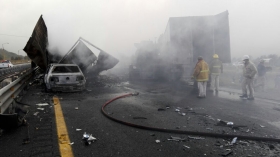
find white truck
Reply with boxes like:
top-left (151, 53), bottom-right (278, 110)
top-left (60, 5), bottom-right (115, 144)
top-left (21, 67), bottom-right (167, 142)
top-left (0, 60), bottom-right (14, 69)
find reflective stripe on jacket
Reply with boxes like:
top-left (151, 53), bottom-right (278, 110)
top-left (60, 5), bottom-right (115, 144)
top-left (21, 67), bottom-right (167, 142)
top-left (209, 59), bottom-right (223, 75)
top-left (193, 60), bottom-right (209, 82)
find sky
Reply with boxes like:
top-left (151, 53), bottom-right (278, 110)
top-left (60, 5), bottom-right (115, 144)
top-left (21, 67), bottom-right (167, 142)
top-left (0, 0), bottom-right (280, 59)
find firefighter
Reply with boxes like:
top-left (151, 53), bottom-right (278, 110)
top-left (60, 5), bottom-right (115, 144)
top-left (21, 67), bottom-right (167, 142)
top-left (209, 54), bottom-right (223, 92)
top-left (192, 56), bottom-right (209, 98)
top-left (240, 55), bottom-right (257, 100)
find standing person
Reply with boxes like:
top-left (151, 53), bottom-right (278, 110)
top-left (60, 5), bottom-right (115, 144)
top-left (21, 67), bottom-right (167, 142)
top-left (209, 54), bottom-right (223, 92)
top-left (256, 60), bottom-right (266, 91)
top-left (192, 56), bottom-right (209, 98)
top-left (240, 55), bottom-right (257, 100)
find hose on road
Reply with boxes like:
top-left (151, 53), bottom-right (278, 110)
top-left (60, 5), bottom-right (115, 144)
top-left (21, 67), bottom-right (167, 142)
top-left (101, 93), bottom-right (280, 142)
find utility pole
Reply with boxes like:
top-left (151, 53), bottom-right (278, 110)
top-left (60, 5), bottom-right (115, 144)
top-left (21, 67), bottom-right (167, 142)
top-left (2, 43), bottom-right (9, 60)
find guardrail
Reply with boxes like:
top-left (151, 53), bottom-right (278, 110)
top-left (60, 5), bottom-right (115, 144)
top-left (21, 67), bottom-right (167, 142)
top-left (0, 64), bottom-right (31, 82)
top-left (0, 67), bottom-right (38, 114)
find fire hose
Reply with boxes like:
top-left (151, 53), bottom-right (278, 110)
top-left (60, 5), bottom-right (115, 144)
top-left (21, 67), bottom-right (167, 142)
top-left (101, 93), bottom-right (280, 142)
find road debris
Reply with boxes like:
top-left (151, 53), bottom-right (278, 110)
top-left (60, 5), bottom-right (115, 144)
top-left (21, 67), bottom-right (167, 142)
top-left (76, 129), bottom-right (82, 131)
top-left (227, 122), bottom-right (234, 126)
top-left (69, 142), bottom-right (74, 145)
top-left (183, 145), bottom-right (190, 149)
top-left (33, 112), bottom-right (39, 116)
top-left (168, 136), bottom-right (186, 142)
top-left (75, 107), bottom-right (79, 110)
top-left (231, 137), bottom-right (237, 145)
top-left (188, 136), bottom-right (205, 140)
top-left (181, 113), bottom-right (186, 116)
top-left (175, 109), bottom-right (180, 112)
top-left (166, 106), bottom-right (170, 109)
top-left (37, 108), bottom-right (44, 111)
top-left (82, 132), bottom-right (97, 145)
top-left (260, 125), bottom-right (265, 128)
top-left (155, 140), bottom-right (160, 143)
top-left (36, 103), bottom-right (49, 107)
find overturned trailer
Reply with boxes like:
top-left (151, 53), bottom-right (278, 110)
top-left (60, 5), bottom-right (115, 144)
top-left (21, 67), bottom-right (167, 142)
top-left (59, 37), bottom-right (119, 75)
top-left (23, 16), bottom-right (119, 75)
top-left (131, 11), bottom-right (231, 81)
top-left (23, 15), bottom-right (49, 70)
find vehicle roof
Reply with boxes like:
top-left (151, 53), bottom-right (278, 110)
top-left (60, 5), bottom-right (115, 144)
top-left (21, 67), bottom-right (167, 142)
top-left (50, 63), bottom-right (79, 67)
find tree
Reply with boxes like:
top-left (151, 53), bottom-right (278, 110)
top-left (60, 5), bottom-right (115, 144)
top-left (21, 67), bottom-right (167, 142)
top-left (24, 56), bottom-right (30, 60)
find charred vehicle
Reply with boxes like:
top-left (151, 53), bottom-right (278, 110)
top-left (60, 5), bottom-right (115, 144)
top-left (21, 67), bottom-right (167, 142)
top-left (44, 64), bottom-right (86, 92)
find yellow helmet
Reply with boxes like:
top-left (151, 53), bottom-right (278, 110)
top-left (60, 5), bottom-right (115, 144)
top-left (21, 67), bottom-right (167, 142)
top-left (213, 54), bottom-right (219, 59)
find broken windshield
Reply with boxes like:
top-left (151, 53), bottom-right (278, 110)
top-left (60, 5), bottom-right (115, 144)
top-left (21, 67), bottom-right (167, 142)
top-left (52, 66), bottom-right (80, 73)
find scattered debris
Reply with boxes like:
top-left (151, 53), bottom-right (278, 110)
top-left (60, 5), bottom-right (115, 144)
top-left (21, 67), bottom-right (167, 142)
top-left (133, 117), bottom-right (147, 119)
top-left (33, 112), bottom-right (39, 116)
top-left (166, 106), bottom-right (170, 109)
top-left (158, 108), bottom-right (166, 111)
top-left (227, 122), bottom-right (234, 126)
top-left (260, 125), bottom-right (265, 128)
top-left (246, 129), bottom-right (250, 133)
top-left (76, 129), bottom-right (82, 131)
top-left (75, 107), bottom-right (79, 110)
top-left (155, 140), bottom-right (160, 143)
top-left (181, 113), bottom-right (186, 116)
top-left (183, 145), bottom-right (190, 149)
top-left (36, 103), bottom-right (49, 107)
top-left (217, 119), bottom-right (228, 125)
top-left (175, 109), bottom-right (180, 112)
top-left (37, 108), bottom-right (44, 111)
top-left (168, 136), bottom-right (186, 142)
top-left (188, 136), bottom-right (205, 140)
top-left (231, 137), bottom-right (237, 145)
top-left (69, 142), bottom-right (74, 145)
top-left (87, 135), bottom-right (97, 144)
top-left (82, 132), bottom-right (97, 145)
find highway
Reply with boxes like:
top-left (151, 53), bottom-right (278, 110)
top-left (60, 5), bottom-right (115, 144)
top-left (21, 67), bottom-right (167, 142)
top-left (1, 76), bottom-right (280, 157)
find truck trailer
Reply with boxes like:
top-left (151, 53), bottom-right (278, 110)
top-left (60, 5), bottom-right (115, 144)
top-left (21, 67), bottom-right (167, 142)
top-left (131, 11), bottom-right (231, 81)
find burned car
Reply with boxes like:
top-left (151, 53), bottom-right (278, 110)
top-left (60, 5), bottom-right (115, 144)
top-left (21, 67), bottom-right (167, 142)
top-left (44, 64), bottom-right (86, 92)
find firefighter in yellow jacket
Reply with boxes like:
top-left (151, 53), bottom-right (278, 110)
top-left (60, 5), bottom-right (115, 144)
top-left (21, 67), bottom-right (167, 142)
top-left (209, 54), bottom-right (223, 92)
top-left (192, 56), bottom-right (209, 98)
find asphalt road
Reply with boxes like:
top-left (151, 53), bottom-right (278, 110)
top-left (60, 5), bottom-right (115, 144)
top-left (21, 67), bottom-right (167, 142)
top-left (1, 76), bottom-right (280, 157)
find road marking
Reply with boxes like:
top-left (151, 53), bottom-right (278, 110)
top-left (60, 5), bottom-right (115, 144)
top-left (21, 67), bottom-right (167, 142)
top-left (53, 96), bottom-right (74, 157)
